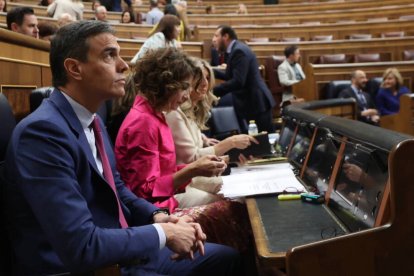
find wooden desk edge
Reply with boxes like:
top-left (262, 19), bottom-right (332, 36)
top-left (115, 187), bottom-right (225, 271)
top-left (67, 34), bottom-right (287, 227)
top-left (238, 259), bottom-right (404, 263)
top-left (246, 197), bottom-right (286, 268)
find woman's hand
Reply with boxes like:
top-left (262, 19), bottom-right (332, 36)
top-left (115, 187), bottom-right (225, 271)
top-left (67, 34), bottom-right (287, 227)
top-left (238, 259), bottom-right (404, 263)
top-left (228, 134), bottom-right (259, 149)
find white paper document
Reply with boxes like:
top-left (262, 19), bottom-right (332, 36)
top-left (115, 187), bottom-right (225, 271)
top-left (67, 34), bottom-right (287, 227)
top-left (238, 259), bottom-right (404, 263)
top-left (219, 163), bottom-right (305, 198)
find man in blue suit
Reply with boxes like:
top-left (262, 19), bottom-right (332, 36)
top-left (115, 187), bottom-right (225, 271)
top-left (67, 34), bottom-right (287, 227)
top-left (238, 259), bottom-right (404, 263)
top-left (3, 20), bottom-right (240, 275)
top-left (212, 25), bottom-right (275, 134)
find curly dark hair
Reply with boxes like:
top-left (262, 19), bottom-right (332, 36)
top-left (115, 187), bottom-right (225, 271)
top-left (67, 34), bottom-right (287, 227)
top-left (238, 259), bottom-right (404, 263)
top-left (133, 48), bottom-right (198, 111)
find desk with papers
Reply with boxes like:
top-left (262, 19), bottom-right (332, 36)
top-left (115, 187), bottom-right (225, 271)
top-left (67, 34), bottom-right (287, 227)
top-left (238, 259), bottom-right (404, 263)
top-left (232, 105), bottom-right (414, 275)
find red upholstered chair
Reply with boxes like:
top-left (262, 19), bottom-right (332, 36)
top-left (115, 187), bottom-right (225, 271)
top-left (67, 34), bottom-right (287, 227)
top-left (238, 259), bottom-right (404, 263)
top-left (354, 53), bottom-right (381, 63)
top-left (399, 15), bottom-right (414, 20)
top-left (312, 35), bottom-right (333, 41)
top-left (349, 34), bottom-right (372, 40)
top-left (265, 55), bottom-right (286, 108)
top-left (280, 37), bottom-right (301, 42)
top-left (249, 37), bottom-right (270, 42)
top-left (319, 54), bottom-right (347, 64)
top-left (367, 17), bottom-right (388, 22)
top-left (403, 50), bottom-right (414, 61)
top-left (381, 31), bottom-right (405, 38)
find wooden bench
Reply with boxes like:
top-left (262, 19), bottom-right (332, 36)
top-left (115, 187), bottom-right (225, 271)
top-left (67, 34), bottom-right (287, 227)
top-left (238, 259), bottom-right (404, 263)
top-left (380, 94), bottom-right (414, 135)
top-left (185, 4), bottom-right (414, 26)
top-left (292, 61), bottom-right (414, 101)
top-left (192, 18), bottom-right (414, 42)
top-left (248, 36), bottom-right (414, 67)
top-left (0, 57), bottom-right (51, 121)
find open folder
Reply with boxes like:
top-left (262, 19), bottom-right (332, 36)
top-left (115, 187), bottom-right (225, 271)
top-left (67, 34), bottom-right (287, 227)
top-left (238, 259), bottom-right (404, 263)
top-left (227, 132), bottom-right (272, 162)
top-left (219, 163), bottom-right (305, 198)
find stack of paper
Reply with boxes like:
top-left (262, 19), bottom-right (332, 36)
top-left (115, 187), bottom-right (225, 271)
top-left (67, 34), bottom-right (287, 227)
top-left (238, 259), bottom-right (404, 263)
top-left (219, 163), bottom-right (305, 198)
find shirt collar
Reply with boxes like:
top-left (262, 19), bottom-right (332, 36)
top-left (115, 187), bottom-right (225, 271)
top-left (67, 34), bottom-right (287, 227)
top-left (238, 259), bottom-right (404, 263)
top-left (226, 40), bottom-right (236, 54)
top-left (133, 95), bottom-right (166, 122)
top-left (61, 90), bottom-right (95, 129)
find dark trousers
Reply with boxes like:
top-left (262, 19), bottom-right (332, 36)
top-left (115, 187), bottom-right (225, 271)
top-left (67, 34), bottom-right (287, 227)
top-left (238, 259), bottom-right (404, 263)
top-left (122, 243), bottom-right (241, 276)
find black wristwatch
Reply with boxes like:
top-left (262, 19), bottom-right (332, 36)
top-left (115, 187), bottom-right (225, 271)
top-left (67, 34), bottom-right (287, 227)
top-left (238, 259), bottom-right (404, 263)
top-left (152, 209), bottom-right (170, 218)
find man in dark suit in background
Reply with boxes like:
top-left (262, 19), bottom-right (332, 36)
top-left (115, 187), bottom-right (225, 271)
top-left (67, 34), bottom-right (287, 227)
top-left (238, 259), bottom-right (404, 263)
top-left (338, 70), bottom-right (380, 125)
top-left (2, 20), bottom-right (240, 275)
top-left (212, 25), bottom-right (275, 133)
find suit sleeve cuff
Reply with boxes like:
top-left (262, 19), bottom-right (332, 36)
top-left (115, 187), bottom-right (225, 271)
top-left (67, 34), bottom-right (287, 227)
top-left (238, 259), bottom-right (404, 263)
top-left (152, 224), bottom-right (166, 250)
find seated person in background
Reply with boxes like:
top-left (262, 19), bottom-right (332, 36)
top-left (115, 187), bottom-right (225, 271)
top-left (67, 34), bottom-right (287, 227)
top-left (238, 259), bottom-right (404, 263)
top-left (120, 8), bottom-right (135, 23)
top-left (339, 70), bottom-right (380, 125)
top-left (94, 5), bottom-right (107, 21)
top-left (115, 48), bottom-right (252, 253)
top-left (46, 0), bottom-right (84, 20)
top-left (278, 45), bottom-right (306, 102)
top-left (206, 5), bottom-right (215, 14)
top-left (146, 0), bottom-right (163, 25)
top-left (37, 21), bottom-right (58, 41)
top-left (91, 0), bottom-right (100, 10)
top-left (0, 0), bottom-right (7, 12)
top-left (165, 59), bottom-right (257, 207)
top-left (375, 67), bottom-right (411, 116)
top-left (57, 12), bottom-right (75, 26)
top-left (6, 7), bottom-right (39, 38)
top-left (236, 3), bottom-right (248, 14)
top-left (130, 14), bottom-right (181, 63)
top-left (3, 20), bottom-right (240, 275)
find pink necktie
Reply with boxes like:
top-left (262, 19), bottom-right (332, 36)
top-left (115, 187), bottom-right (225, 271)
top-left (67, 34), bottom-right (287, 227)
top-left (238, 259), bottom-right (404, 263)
top-left (92, 117), bottom-right (128, 228)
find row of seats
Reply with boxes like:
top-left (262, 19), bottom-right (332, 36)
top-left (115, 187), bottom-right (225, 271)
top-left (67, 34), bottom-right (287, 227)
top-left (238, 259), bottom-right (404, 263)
top-left (248, 31), bottom-right (406, 42)
top-left (325, 78), bottom-right (383, 100)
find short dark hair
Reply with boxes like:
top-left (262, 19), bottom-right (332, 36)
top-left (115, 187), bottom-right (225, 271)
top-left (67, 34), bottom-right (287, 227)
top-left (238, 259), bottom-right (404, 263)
top-left (6, 7), bottom-right (35, 30)
top-left (133, 48), bottom-right (196, 111)
top-left (164, 4), bottom-right (178, 17)
top-left (218, 25), bottom-right (238, 40)
top-left (284, 45), bottom-right (298, 58)
top-left (50, 20), bottom-right (115, 87)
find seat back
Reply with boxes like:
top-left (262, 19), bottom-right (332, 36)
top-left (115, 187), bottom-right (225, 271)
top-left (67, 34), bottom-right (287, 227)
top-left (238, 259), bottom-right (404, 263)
top-left (30, 87), bottom-right (54, 113)
top-left (365, 77), bottom-right (383, 100)
top-left (265, 55), bottom-right (286, 107)
top-left (381, 31), bottom-right (404, 38)
top-left (325, 80), bottom-right (352, 99)
top-left (0, 94), bottom-right (15, 275)
top-left (319, 54), bottom-right (347, 64)
top-left (354, 53), bottom-right (381, 63)
top-left (349, 33), bottom-right (372, 40)
top-left (280, 37), bottom-right (301, 42)
top-left (0, 94), bottom-right (16, 162)
top-left (403, 50), bottom-right (414, 61)
top-left (311, 35), bottom-right (333, 41)
top-left (209, 107), bottom-right (241, 140)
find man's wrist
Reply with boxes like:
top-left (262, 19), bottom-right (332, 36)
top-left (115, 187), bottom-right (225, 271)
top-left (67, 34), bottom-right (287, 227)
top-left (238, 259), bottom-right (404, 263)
top-left (152, 209), bottom-right (170, 223)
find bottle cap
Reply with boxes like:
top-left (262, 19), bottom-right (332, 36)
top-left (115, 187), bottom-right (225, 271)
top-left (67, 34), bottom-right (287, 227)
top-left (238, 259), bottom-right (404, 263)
top-left (249, 120), bottom-right (255, 124)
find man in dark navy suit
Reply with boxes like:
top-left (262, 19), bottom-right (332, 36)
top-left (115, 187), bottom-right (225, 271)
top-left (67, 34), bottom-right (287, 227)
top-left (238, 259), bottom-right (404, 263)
top-left (2, 20), bottom-right (240, 275)
top-left (212, 25), bottom-right (275, 134)
top-left (338, 70), bottom-right (380, 125)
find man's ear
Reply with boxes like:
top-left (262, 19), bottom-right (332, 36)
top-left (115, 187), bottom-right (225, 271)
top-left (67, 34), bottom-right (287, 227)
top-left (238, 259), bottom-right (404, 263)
top-left (64, 58), bottom-right (82, 81)
top-left (10, 22), bottom-right (20, 32)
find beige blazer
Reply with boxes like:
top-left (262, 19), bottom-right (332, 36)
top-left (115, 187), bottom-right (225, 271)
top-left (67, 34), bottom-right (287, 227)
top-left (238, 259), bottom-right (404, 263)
top-left (277, 59), bottom-right (306, 87)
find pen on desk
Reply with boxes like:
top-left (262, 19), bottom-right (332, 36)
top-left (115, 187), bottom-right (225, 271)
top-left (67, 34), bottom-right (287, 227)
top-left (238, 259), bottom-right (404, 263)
top-left (278, 194), bottom-right (302, 201)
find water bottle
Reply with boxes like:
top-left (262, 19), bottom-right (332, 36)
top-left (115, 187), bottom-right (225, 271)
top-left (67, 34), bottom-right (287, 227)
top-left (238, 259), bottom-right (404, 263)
top-left (248, 120), bottom-right (258, 135)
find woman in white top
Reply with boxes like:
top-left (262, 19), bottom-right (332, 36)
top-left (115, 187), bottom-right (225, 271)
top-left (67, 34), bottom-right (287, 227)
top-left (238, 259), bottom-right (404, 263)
top-left (130, 14), bottom-right (181, 64)
top-left (166, 59), bottom-right (257, 207)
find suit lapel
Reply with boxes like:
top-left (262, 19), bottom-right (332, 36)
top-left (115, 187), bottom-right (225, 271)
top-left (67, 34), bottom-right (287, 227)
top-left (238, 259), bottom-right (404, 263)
top-left (48, 90), bottom-right (102, 177)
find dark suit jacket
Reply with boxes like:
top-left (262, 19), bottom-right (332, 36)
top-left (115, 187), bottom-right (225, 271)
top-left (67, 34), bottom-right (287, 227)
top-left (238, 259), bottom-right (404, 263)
top-left (338, 87), bottom-right (377, 124)
top-left (213, 40), bottom-right (275, 118)
top-left (3, 90), bottom-right (160, 274)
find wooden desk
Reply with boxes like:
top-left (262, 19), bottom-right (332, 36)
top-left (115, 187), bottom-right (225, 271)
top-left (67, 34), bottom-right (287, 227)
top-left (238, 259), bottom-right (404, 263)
top-left (244, 105), bottom-right (413, 274)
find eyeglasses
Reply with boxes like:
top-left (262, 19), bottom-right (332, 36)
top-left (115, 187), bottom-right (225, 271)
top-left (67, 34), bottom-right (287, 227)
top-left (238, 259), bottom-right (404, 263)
top-left (320, 226), bottom-right (338, 239)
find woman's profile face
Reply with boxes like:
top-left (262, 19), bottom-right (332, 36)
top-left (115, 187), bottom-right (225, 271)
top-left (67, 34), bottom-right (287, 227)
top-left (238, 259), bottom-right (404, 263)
top-left (122, 12), bottom-right (131, 23)
top-left (166, 78), bottom-right (192, 111)
top-left (383, 74), bottom-right (397, 90)
top-left (191, 67), bottom-right (209, 103)
top-left (173, 25), bottom-right (181, 39)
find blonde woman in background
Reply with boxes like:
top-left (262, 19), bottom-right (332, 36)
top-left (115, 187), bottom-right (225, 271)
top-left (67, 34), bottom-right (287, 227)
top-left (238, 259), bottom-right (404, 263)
top-left (375, 67), bottom-right (411, 116)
